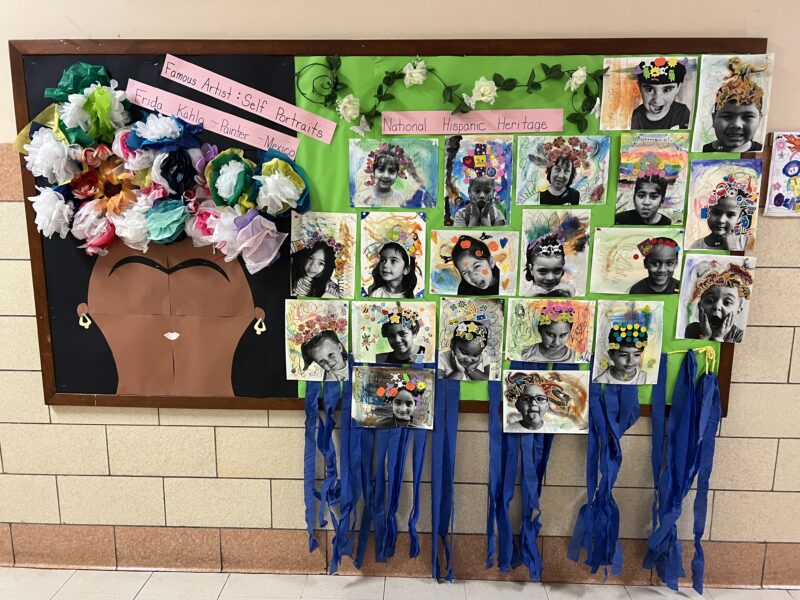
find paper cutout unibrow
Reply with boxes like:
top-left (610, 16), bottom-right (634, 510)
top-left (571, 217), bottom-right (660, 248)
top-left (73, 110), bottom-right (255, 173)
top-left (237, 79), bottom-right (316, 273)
top-left (109, 255), bottom-right (230, 282)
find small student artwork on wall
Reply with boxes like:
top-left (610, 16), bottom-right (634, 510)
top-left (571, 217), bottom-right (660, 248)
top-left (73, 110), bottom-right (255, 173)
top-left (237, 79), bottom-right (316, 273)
top-left (515, 135), bottom-right (610, 205)
top-left (351, 365), bottom-right (435, 429)
top-left (349, 138), bottom-right (439, 208)
top-left (443, 135), bottom-right (512, 227)
top-left (615, 132), bottom-right (690, 226)
top-left (593, 300), bottom-right (664, 385)
top-left (685, 158), bottom-right (761, 252)
top-left (677, 254), bottom-right (756, 344)
top-left (438, 298), bottom-right (504, 381)
top-left (290, 212), bottom-right (356, 299)
top-left (285, 299), bottom-right (349, 382)
top-left (360, 211), bottom-right (426, 298)
top-left (692, 54), bottom-right (774, 153)
top-left (765, 132), bottom-right (800, 217)
top-left (351, 301), bottom-right (437, 365)
top-left (600, 56), bottom-right (698, 131)
top-left (503, 369), bottom-right (590, 434)
top-left (519, 209), bottom-right (590, 298)
top-left (505, 298), bottom-right (595, 364)
top-left (429, 230), bottom-right (519, 296)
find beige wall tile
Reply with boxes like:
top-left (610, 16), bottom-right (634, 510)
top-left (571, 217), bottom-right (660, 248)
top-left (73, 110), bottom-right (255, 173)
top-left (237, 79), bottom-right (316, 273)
top-left (731, 327), bottom-right (793, 383)
top-left (710, 438), bottom-right (778, 490)
top-left (774, 439), bottom-right (800, 491)
top-left (50, 406), bottom-right (158, 425)
top-left (107, 426), bottom-right (215, 477)
top-left (613, 487), bottom-right (711, 540)
top-left (397, 481), bottom-right (432, 534)
top-left (752, 217), bottom-right (800, 267)
top-left (545, 435), bottom-right (652, 488)
top-left (748, 269), bottom-right (800, 326)
top-left (0, 424), bottom-right (107, 475)
top-left (0, 316), bottom-right (39, 370)
top-left (217, 427), bottom-right (309, 478)
top-left (0, 203), bottom-right (29, 259)
top-left (791, 330), bottom-right (800, 384)
top-left (58, 476), bottom-right (165, 526)
top-left (271, 478), bottom-right (319, 530)
top-left (159, 409), bottom-right (269, 427)
top-left (540, 486), bottom-right (586, 537)
top-left (165, 478), bottom-right (270, 528)
top-left (712, 491), bottom-right (800, 542)
top-left (0, 474), bottom-right (59, 522)
top-left (626, 417), bottom-right (653, 436)
top-left (452, 483), bottom-right (487, 535)
top-left (721, 384), bottom-right (800, 438)
top-left (454, 431), bottom-right (488, 484)
top-left (267, 410), bottom-right (306, 427)
top-left (0, 371), bottom-right (49, 423)
top-left (458, 413), bottom-right (489, 431)
top-left (0, 260), bottom-right (33, 315)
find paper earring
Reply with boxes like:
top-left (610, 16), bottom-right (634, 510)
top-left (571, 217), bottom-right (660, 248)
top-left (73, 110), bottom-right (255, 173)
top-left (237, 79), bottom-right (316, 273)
top-left (253, 307), bottom-right (266, 335)
top-left (77, 302), bottom-right (91, 330)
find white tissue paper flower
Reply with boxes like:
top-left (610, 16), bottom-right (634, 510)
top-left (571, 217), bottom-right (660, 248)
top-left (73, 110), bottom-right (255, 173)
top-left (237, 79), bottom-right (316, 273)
top-left (208, 205), bottom-right (243, 257)
top-left (112, 127), bottom-right (157, 171)
top-left (134, 113), bottom-right (181, 141)
top-left (253, 171), bottom-right (302, 216)
top-left (59, 80), bottom-right (129, 133)
top-left (23, 128), bottom-right (81, 184)
top-left (471, 77), bottom-right (498, 104)
top-left (108, 201), bottom-right (150, 252)
top-left (215, 160), bottom-right (246, 202)
top-left (58, 94), bottom-right (91, 130)
top-left (150, 153), bottom-right (176, 194)
top-left (185, 200), bottom-right (220, 247)
top-left (28, 186), bottom-right (73, 239)
top-left (402, 60), bottom-right (427, 87)
top-left (336, 94), bottom-right (361, 123)
top-left (71, 199), bottom-right (107, 241)
top-left (565, 67), bottom-right (588, 92)
top-left (462, 93), bottom-right (477, 110)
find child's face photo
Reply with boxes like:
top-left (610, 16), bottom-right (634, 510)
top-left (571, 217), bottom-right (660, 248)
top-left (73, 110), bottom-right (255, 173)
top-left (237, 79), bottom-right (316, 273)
top-left (452, 338), bottom-right (485, 369)
top-left (638, 81), bottom-right (682, 121)
top-left (468, 177), bottom-right (494, 208)
top-left (360, 211), bottom-right (426, 298)
top-left (307, 336), bottom-right (346, 374)
top-left (374, 157), bottom-right (399, 193)
top-left (505, 298), bottom-right (594, 364)
top-left (515, 384), bottom-right (548, 430)
top-left (706, 196), bottom-right (744, 238)
top-left (383, 323), bottom-right (415, 358)
top-left (351, 366), bottom-right (434, 429)
top-left (538, 321), bottom-right (572, 353)
top-left (351, 301), bottom-right (436, 365)
top-left (391, 389), bottom-right (415, 421)
top-left (548, 158), bottom-right (573, 191)
top-left (285, 299), bottom-right (349, 381)
top-left (379, 246), bottom-right (410, 285)
top-left (455, 253), bottom-right (496, 291)
top-left (643, 245), bottom-right (678, 290)
top-left (430, 230), bottom-right (518, 297)
top-left (528, 254), bottom-right (565, 292)
top-left (712, 102), bottom-right (762, 151)
top-left (699, 285), bottom-right (743, 328)
top-left (304, 248), bottom-right (327, 278)
top-left (291, 212), bottom-right (357, 299)
top-left (633, 182), bottom-right (665, 221)
top-left (608, 346), bottom-right (642, 379)
top-left (503, 369), bottom-right (590, 434)
top-left (438, 298), bottom-right (504, 381)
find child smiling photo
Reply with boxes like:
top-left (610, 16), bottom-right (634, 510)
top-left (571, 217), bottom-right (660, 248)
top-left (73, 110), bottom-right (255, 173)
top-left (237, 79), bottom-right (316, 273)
top-left (352, 301), bottom-right (436, 366)
top-left (438, 320), bottom-right (491, 380)
top-left (360, 211), bottom-right (426, 298)
top-left (628, 237), bottom-right (681, 294)
top-left (351, 366), bottom-right (434, 430)
top-left (506, 298), bottom-right (594, 364)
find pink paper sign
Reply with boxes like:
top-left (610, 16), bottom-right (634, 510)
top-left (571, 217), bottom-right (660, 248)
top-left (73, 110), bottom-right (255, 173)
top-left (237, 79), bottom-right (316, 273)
top-left (161, 55), bottom-right (337, 144)
top-left (381, 109), bottom-right (563, 135)
top-left (125, 79), bottom-right (299, 158)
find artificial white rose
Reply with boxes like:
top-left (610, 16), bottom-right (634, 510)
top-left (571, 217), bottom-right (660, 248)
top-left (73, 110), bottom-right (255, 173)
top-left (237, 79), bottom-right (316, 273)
top-left (402, 60), bottom-right (427, 87)
top-left (471, 77), bottom-right (498, 105)
top-left (336, 94), bottom-right (361, 122)
top-left (23, 128), bottom-right (81, 184)
top-left (565, 67), bottom-right (588, 92)
top-left (590, 97), bottom-right (601, 119)
top-left (28, 186), bottom-right (74, 239)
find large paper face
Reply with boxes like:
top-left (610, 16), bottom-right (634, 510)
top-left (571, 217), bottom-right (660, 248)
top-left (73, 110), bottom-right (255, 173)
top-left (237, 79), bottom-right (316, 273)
top-left (519, 209), bottom-right (590, 298)
top-left (503, 369), bottom-right (590, 434)
top-left (360, 211), bottom-right (426, 298)
top-left (290, 211), bottom-right (356, 299)
top-left (592, 300), bottom-right (664, 385)
top-left (692, 54), bottom-right (774, 153)
top-left (600, 56), bottom-right (698, 131)
top-left (505, 298), bottom-right (595, 364)
top-left (615, 132), bottom-right (690, 226)
top-left (515, 135), bottom-right (610, 205)
top-left (349, 138), bottom-right (439, 208)
top-left (765, 133), bottom-right (800, 217)
top-left (351, 365), bottom-right (434, 429)
top-left (429, 229), bottom-right (519, 296)
top-left (685, 159), bottom-right (761, 252)
top-left (443, 135), bottom-right (513, 227)
top-left (351, 301), bottom-right (437, 365)
top-left (676, 254), bottom-right (756, 344)
top-left (438, 298), bottom-right (504, 381)
top-left (285, 299), bottom-right (349, 382)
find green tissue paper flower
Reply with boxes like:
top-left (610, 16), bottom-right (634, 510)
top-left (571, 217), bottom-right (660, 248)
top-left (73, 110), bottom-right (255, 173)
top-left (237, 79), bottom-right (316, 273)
top-left (45, 62), bottom-right (111, 103)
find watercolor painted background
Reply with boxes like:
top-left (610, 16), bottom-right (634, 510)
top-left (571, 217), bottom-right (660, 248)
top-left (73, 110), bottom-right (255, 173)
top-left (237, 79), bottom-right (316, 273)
top-left (505, 298), bottom-right (595, 363)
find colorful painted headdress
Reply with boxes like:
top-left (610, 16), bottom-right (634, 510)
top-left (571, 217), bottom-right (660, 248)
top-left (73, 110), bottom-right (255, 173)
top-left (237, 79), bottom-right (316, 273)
top-left (290, 311), bottom-right (348, 347)
top-left (608, 323), bottom-right (648, 350)
top-left (619, 151), bottom-right (681, 185)
top-left (504, 371), bottom-right (567, 407)
top-left (530, 136), bottom-right (592, 172)
top-left (453, 320), bottom-right (489, 347)
top-left (714, 57), bottom-right (767, 111)
top-left (294, 230), bottom-right (348, 279)
top-left (377, 372), bottom-right (427, 399)
top-left (691, 261), bottom-right (753, 302)
top-left (528, 232), bottom-right (565, 257)
top-left (709, 174), bottom-right (758, 210)
top-left (636, 237), bottom-right (679, 259)
top-left (460, 142), bottom-right (506, 190)
top-left (539, 303), bottom-right (575, 326)
top-left (379, 305), bottom-right (421, 330)
top-left (364, 143), bottom-right (409, 185)
top-left (635, 57), bottom-right (688, 84)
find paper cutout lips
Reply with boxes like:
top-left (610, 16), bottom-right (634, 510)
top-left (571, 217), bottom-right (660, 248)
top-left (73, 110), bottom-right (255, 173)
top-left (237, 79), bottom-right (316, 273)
top-left (163, 332), bottom-right (181, 341)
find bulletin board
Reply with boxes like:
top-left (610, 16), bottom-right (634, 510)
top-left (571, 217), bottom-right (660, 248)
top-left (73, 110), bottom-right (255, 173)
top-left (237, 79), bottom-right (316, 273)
top-left (10, 38), bottom-right (767, 413)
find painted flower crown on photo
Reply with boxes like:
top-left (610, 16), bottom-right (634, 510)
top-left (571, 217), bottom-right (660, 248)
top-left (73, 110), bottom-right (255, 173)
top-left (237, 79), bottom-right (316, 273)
top-left (691, 261), bottom-right (753, 302)
top-left (453, 320), bottom-right (489, 347)
top-left (530, 136), bottom-right (592, 172)
top-left (714, 57), bottom-right (767, 111)
top-left (636, 237), bottom-right (679, 259)
top-left (376, 372), bottom-right (426, 399)
top-left (539, 303), bottom-right (575, 326)
top-left (294, 230), bottom-right (348, 279)
top-left (608, 323), bottom-right (649, 350)
top-left (380, 306), bottom-right (421, 329)
top-left (15, 61), bottom-right (312, 274)
top-left (709, 174), bottom-right (758, 209)
top-left (364, 142), bottom-right (409, 185)
top-left (619, 151), bottom-right (681, 185)
top-left (290, 311), bottom-right (349, 347)
top-left (634, 57), bottom-right (688, 84)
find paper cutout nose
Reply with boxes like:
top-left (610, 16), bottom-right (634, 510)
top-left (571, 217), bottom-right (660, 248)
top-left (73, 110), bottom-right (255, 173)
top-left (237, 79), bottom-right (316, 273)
top-left (163, 332), bottom-right (181, 341)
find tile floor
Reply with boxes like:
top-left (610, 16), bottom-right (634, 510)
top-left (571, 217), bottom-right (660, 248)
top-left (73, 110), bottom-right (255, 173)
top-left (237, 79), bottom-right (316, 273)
top-left (0, 568), bottom-right (796, 600)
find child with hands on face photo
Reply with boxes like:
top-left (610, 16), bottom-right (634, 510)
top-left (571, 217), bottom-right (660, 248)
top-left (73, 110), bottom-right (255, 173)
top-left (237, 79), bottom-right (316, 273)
top-left (521, 306), bottom-right (576, 363)
top-left (374, 309), bottom-right (425, 365)
top-left (439, 321), bottom-right (491, 381)
top-left (524, 233), bottom-right (576, 297)
top-left (630, 57), bottom-right (691, 130)
top-left (690, 177), bottom-right (756, 251)
top-left (629, 237), bottom-right (681, 294)
top-left (453, 176), bottom-right (506, 226)
top-left (684, 262), bottom-right (752, 343)
top-left (595, 323), bottom-right (649, 385)
top-left (367, 241), bottom-right (418, 298)
top-left (301, 329), bottom-right (349, 382)
top-left (451, 235), bottom-right (500, 296)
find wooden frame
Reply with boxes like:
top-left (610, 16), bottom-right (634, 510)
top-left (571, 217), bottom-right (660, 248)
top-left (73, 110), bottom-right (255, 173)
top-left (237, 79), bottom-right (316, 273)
top-left (10, 38), bottom-right (768, 413)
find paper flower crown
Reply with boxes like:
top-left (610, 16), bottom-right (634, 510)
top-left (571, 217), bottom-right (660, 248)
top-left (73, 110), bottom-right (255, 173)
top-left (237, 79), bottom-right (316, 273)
top-left (635, 57), bottom-right (688, 84)
top-left (691, 262), bottom-right (753, 302)
top-left (714, 57), bottom-right (767, 111)
top-left (376, 372), bottom-right (427, 399)
top-left (365, 143), bottom-right (409, 185)
top-left (379, 305), bottom-right (421, 329)
top-left (620, 151), bottom-right (681, 185)
top-left (637, 237), bottom-right (679, 259)
top-left (291, 312), bottom-right (348, 347)
top-left (531, 136), bottom-right (592, 172)
top-left (460, 142), bottom-right (506, 189)
top-left (710, 174), bottom-right (758, 209)
top-left (539, 304), bottom-right (575, 326)
top-left (453, 320), bottom-right (489, 347)
top-left (295, 230), bottom-right (347, 278)
top-left (528, 232), bottom-right (566, 257)
top-left (608, 323), bottom-right (648, 350)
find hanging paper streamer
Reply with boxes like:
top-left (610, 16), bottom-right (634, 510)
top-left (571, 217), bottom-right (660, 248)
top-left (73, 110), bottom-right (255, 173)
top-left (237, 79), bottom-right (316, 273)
top-left (303, 381), bottom-right (322, 552)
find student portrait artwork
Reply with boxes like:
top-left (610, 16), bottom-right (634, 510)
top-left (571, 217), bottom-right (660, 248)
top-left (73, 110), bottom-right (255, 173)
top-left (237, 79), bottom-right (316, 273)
top-left (438, 298), bottom-right (504, 381)
top-left (519, 209), bottom-right (590, 298)
top-left (692, 54), bottom-right (774, 153)
top-left (290, 211), bottom-right (356, 299)
top-left (677, 254), bottom-right (756, 344)
top-left (351, 365), bottom-right (434, 429)
top-left (600, 56), bottom-right (698, 131)
top-left (685, 159), bottom-right (761, 252)
top-left (503, 370), bottom-right (590, 434)
top-left (505, 298), bottom-right (594, 364)
top-left (615, 132), bottom-right (690, 226)
top-left (349, 138), bottom-right (438, 208)
top-left (360, 211), bottom-right (426, 298)
top-left (593, 300), bottom-right (664, 385)
top-left (443, 135), bottom-right (512, 226)
top-left (429, 230), bottom-right (519, 296)
top-left (516, 135), bottom-right (610, 205)
top-left (351, 301), bottom-right (436, 365)
top-left (765, 132), bottom-right (800, 217)
top-left (285, 299), bottom-right (349, 382)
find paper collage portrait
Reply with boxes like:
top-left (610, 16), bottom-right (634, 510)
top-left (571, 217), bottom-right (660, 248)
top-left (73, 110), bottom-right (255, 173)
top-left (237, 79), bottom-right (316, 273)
top-left (692, 54), bottom-right (774, 153)
top-left (443, 135), bottom-right (512, 227)
top-left (519, 209), bottom-right (590, 297)
top-left (590, 227), bottom-right (684, 295)
top-left (351, 365), bottom-right (435, 429)
top-left (438, 298), bottom-right (504, 381)
top-left (503, 370), bottom-right (590, 434)
top-left (290, 212), bottom-right (356, 299)
top-left (352, 301), bottom-right (437, 365)
top-left (600, 56), bottom-right (698, 131)
top-left (765, 132), bottom-right (800, 217)
top-left (593, 300), bottom-right (664, 385)
top-left (285, 300), bottom-right (349, 382)
top-left (516, 135), bottom-right (610, 205)
top-left (685, 159), bottom-right (761, 252)
top-left (676, 254), bottom-right (756, 344)
top-left (349, 138), bottom-right (439, 208)
top-left (360, 211), bottom-right (426, 298)
top-left (615, 132), bottom-right (690, 226)
top-left (429, 230), bottom-right (519, 296)
top-left (505, 298), bottom-right (595, 364)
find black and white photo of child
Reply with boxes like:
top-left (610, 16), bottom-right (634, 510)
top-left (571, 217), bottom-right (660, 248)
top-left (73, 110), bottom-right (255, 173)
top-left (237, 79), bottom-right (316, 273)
top-left (503, 370), bottom-right (590, 434)
top-left (301, 329), bottom-right (349, 382)
top-left (291, 240), bottom-right (338, 297)
top-left (438, 320), bottom-right (491, 381)
top-left (628, 237), bottom-right (681, 294)
top-left (451, 235), bottom-right (500, 296)
top-left (594, 324), bottom-right (649, 384)
top-left (374, 307), bottom-right (426, 364)
top-left (351, 366), bottom-right (434, 430)
top-left (505, 298), bottom-right (594, 364)
top-left (520, 305), bottom-right (575, 362)
top-left (360, 211), bottom-right (426, 298)
top-left (285, 300), bottom-right (350, 382)
top-left (352, 301), bottom-right (436, 366)
top-left (438, 298), bottom-right (504, 381)
top-left (367, 242), bottom-right (418, 298)
top-left (630, 57), bottom-right (691, 130)
top-left (290, 212), bottom-right (356, 299)
top-left (453, 176), bottom-right (506, 226)
top-left (523, 233), bottom-right (575, 297)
